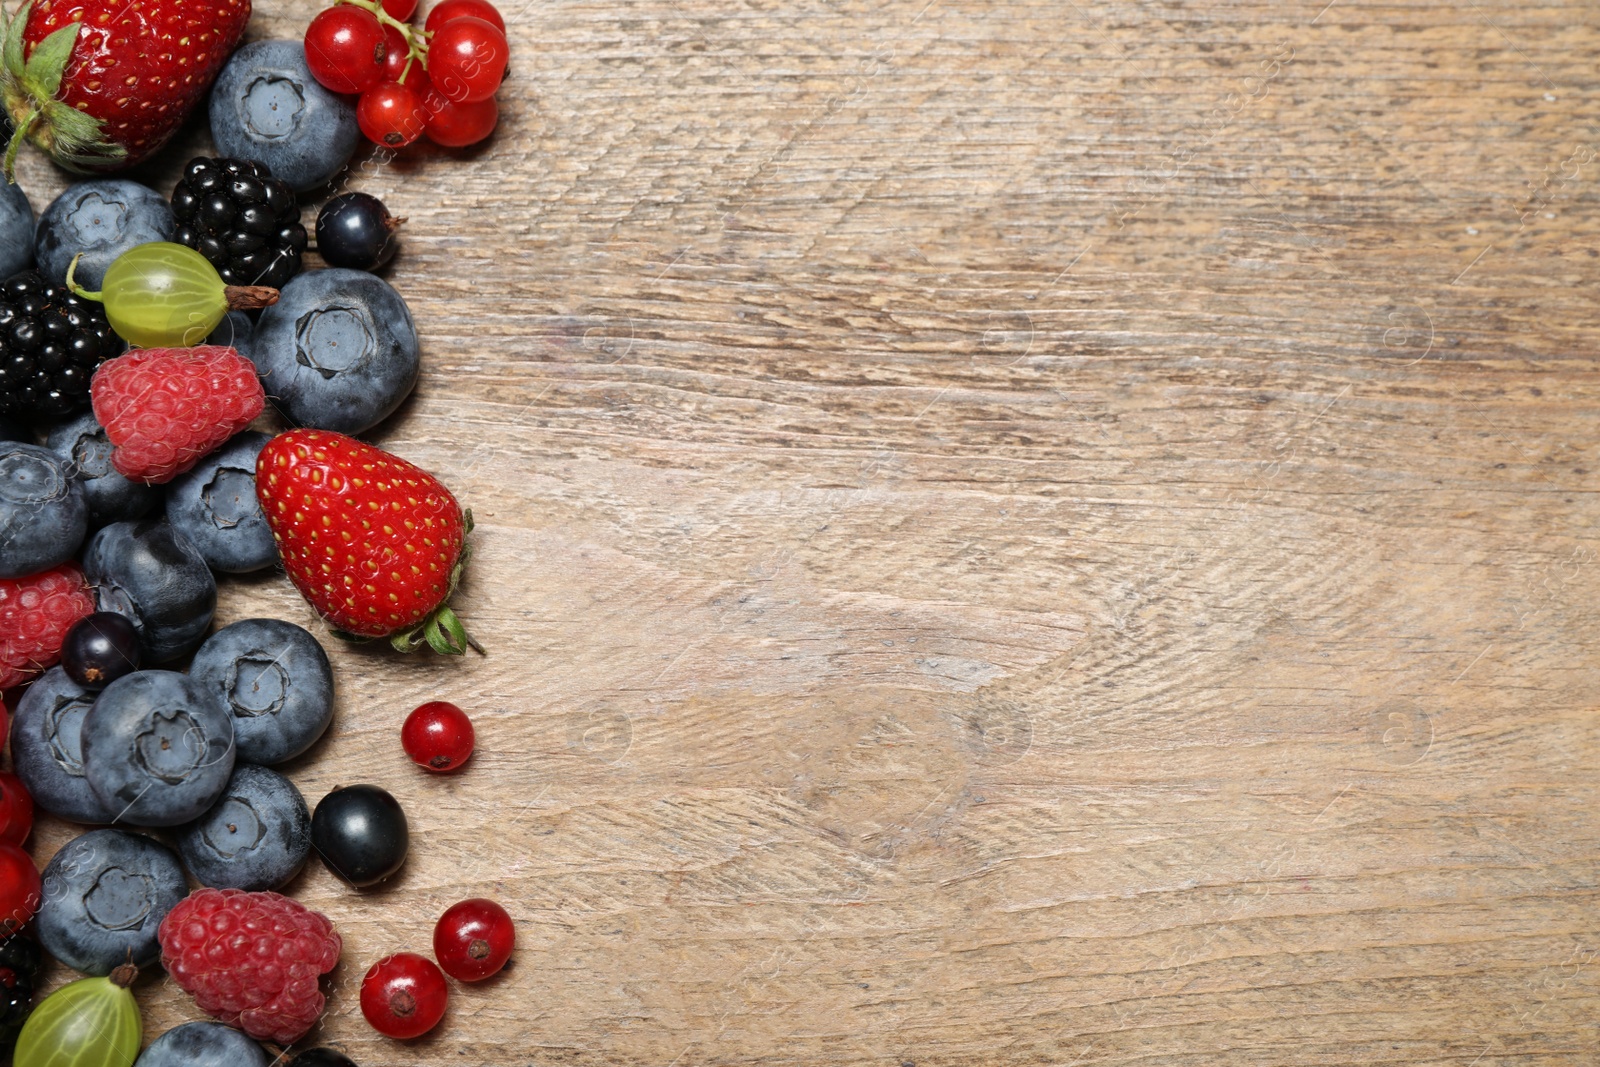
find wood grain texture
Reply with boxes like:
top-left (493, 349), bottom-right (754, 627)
top-left (10, 0), bottom-right (1600, 1063)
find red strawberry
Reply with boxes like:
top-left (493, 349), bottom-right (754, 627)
top-left (256, 429), bottom-right (479, 654)
top-left (90, 344), bottom-right (263, 485)
top-left (1, 0), bottom-right (249, 174)
top-left (0, 562), bottom-right (94, 690)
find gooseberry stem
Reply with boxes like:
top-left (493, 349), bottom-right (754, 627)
top-left (225, 285), bottom-right (280, 311)
top-left (64, 253), bottom-right (102, 302)
top-left (109, 962), bottom-right (138, 988)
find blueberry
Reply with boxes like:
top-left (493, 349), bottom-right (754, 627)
top-left (81, 670), bottom-right (235, 827)
top-left (315, 193), bottom-right (399, 272)
top-left (0, 181), bottom-right (35, 278)
top-left (81, 521), bottom-right (216, 663)
top-left (9, 667), bottom-right (117, 823)
top-left (45, 411), bottom-right (160, 528)
top-left (248, 268), bottom-right (419, 434)
top-left (0, 441), bottom-right (86, 578)
top-left (189, 619), bottom-right (334, 765)
top-left (164, 431), bottom-right (276, 573)
top-left (176, 764), bottom-right (311, 891)
top-left (311, 784), bottom-right (408, 888)
top-left (209, 41), bottom-right (361, 193)
top-left (135, 1022), bottom-right (271, 1067)
top-left (207, 309), bottom-right (255, 352)
top-left (34, 180), bottom-right (174, 291)
top-left (36, 829), bottom-right (187, 975)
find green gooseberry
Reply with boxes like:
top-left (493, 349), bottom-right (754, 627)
top-left (13, 965), bottom-right (140, 1067)
top-left (68, 242), bottom-right (278, 349)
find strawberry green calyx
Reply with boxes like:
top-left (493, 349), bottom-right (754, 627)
top-left (390, 604), bottom-right (482, 656)
top-left (1, 2), bottom-right (125, 180)
top-left (332, 509), bottom-right (483, 656)
top-left (389, 508), bottom-right (481, 655)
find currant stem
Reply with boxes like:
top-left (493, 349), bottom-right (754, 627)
top-left (334, 0), bottom-right (431, 61)
top-left (398, 39), bottom-right (427, 84)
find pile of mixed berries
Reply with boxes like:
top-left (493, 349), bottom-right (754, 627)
top-left (305, 0), bottom-right (510, 148)
top-left (0, 0), bottom-right (516, 1061)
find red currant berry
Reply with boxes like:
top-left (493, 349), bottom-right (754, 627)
top-left (382, 0), bottom-right (419, 20)
top-left (433, 898), bottom-right (514, 981)
top-left (0, 844), bottom-right (40, 933)
top-left (425, 16), bottom-right (508, 103)
top-left (423, 0), bottom-right (504, 34)
top-left (423, 92), bottom-right (498, 147)
top-left (401, 701), bottom-right (475, 771)
top-left (304, 6), bottom-right (390, 95)
top-left (402, 62), bottom-right (434, 95)
top-left (0, 773), bottom-right (32, 847)
top-left (380, 27), bottom-right (429, 88)
top-left (381, 24), bottom-right (414, 83)
top-left (359, 80), bottom-right (429, 147)
top-left (360, 952), bottom-right (448, 1039)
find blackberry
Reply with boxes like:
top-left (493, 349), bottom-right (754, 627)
top-left (172, 157), bottom-right (307, 290)
top-left (0, 270), bottom-right (125, 419)
top-left (0, 933), bottom-right (41, 1054)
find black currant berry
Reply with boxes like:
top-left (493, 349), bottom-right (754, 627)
top-left (60, 611), bottom-right (142, 691)
top-left (289, 1049), bottom-right (360, 1067)
top-left (311, 784), bottom-right (409, 888)
top-left (315, 193), bottom-right (402, 272)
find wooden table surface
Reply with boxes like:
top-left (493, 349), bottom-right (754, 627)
top-left (12, 0), bottom-right (1600, 1064)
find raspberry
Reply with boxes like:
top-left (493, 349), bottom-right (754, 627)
top-left (0, 564), bottom-right (95, 690)
top-left (90, 346), bottom-right (264, 485)
top-left (158, 888), bottom-right (342, 1045)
